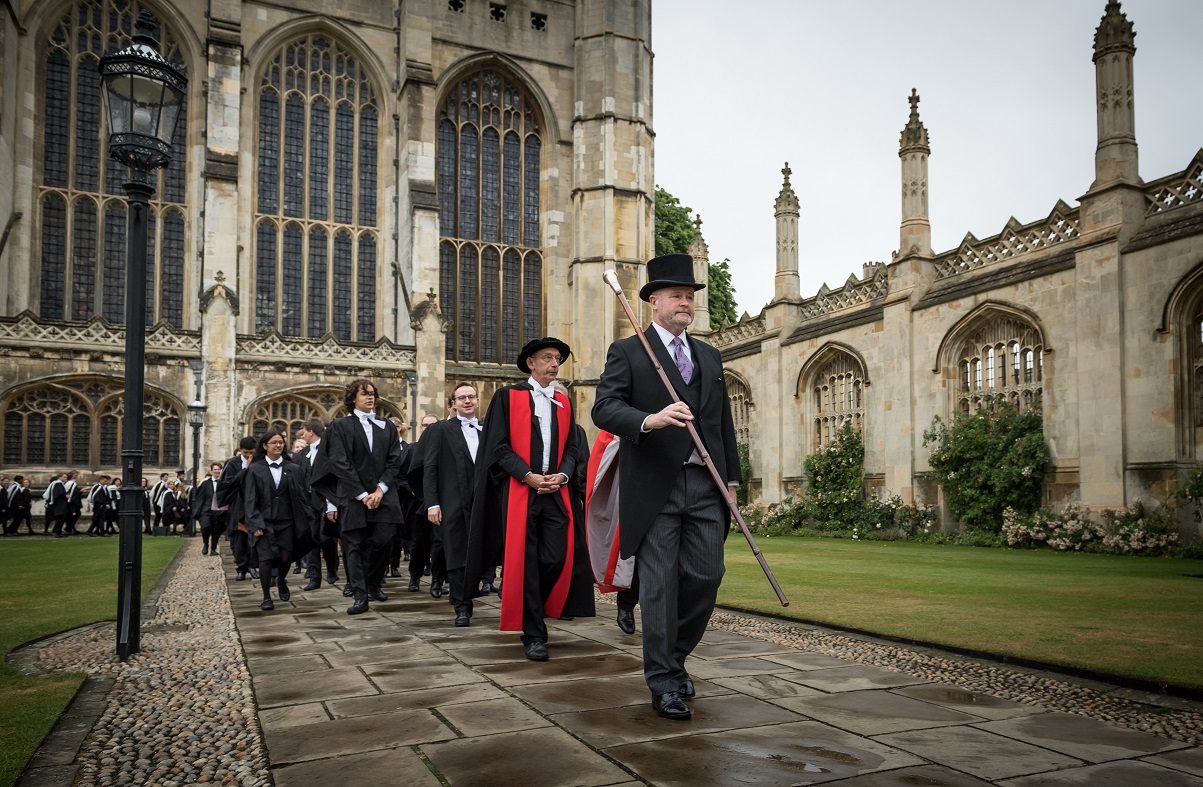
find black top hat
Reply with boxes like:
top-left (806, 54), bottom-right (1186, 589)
top-left (639, 253), bottom-right (706, 302)
top-left (517, 337), bottom-right (572, 373)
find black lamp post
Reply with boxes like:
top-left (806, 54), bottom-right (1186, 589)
top-left (100, 10), bottom-right (187, 662)
top-left (405, 370), bottom-right (418, 441)
top-left (187, 359), bottom-right (206, 493)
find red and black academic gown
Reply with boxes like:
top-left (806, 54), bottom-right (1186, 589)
top-left (584, 429), bottom-right (635, 593)
top-left (466, 382), bottom-right (596, 631)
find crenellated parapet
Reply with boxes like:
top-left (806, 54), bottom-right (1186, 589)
top-left (1144, 151), bottom-right (1203, 216)
top-left (798, 265), bottom-right (889, 320)
top-left (708, 313), bottom-right (768, 349)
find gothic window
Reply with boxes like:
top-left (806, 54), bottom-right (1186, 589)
top-left (37, 1), bottom-right (188, 328)
top-left (809, 352), bottom-right (865, 451)
top-left (247, 389), bottom-right (402, 440)
top-left (1192, 311), bottom-right (1203, 430)
top-left (724, 373), bottom-right (753, 445)
top-left (1, 378), bottom-right (181, 469)
top-left (956, 317), bottom-right (1043, 414)
top-left (253, 35), bottom-right (379, 342)
top-left (437, 69), bottom-right (543, 362)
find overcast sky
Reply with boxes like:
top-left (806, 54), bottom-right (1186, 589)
top-left (650, 0), bottom-right (1203, 317)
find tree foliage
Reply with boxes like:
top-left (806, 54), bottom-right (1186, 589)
top-left (922, 407), bottom-right (1049, 533)
top-left (653, 186), bottom-right (739, 329)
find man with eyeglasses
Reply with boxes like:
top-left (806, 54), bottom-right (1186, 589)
top-left (418, 383), bottom-right (483, 627)
top-left (467, 338), bottom-right (595, 661)
top-left (310, 378), bottom-right (406, 615)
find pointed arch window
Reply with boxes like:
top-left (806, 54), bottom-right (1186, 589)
top-left (724, 373), bottom-right (754, 445)
top-left (809, 352), bottom-right (866, 451)
top-left (253, 35), bottom-right (379, 341)
top-left (437, 69), bottom-right (543, 362)
top-left (36, 1), bottom-right (188, 328)
top-left (956, 317), bottom-right (1043, 414)
top-left (246, 388), bottom-right (403, 439)
top-left (2, 378), bottom-right (181, 469)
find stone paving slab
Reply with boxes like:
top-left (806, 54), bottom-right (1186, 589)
top-left (421, 727), bottom-right (631, 787)
top-left (263, 708), bottom-right (455, 765)
top-left (825, 764), bottom-right (996, 786)
top-left (874, 726), bottom-right (1085, 781)
top-left (775, 688), bottom-right (985, 735)
top-left (272, 747), bottom-right (444, 787)
top-left (997, 759), bottom-right (1203, 786)
top-left (603, 720), bottom-right (925, 786)
top-left (890, 683), bottom-right (1046, 721)
top-left (975, 711), bottom-right (1190, 763)
top-left (254, 667), bottom-right (379, 707)
top-left (1147, 745), bottom-right (1203, 777)
top-left (326, 682), bottom-right (511, 719)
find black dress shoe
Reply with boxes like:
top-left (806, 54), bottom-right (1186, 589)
top-left (454, 611), bottom-right (471, 627)
top-left (260, 598), bottom-right (274, 611)
top-left (326, 574), bottom-right (338, 584)
top-left (292, 564), bottom-right (301, 574)
top-left (651, 691), bottom-right (691, 720)
top-left (430, 581), bottom-right (444, 599)
top-left (407, 577), bottom-right (420, 592)
top-left (370, 588), bottom-right (388, 602)
top-left (302, 579), bottom-right (321, 592)
top-left (347, 597), bottom-right (370, 615)
top-left (524, 641), bottom-right (548, 661)
top-left (250, 568), bottom-right (260, 579)
top-left (342, 585), bottom-right (355, 597)
top-left (235, 570), bottom-right (247, 581)
top-left (617, 607), bottom-right (636, 635)
top-left (680, 676), bottom-right (695, 699)
top-left (389, 567), bottom-right (402, 578)
top-left (277, 582), bottom-right (290, 602)
top-left (480, 581), bottom-right (498, 594)
top-left (201, 546), bottom-right (209, 555)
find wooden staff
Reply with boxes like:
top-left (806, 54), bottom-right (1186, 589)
top-left (602, 269), bottom-right (789, 606)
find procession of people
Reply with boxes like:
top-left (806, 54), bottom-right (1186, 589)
top-left (0, 254), bottom-right (743, 721)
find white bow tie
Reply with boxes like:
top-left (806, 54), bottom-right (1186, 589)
top-left (461, 418), bottom-right (480, 429)
top-left (533, 386), bottom-right (564, 407)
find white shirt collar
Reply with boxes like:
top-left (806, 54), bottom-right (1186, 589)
top-left (651, 321), bottom-right (687, 352)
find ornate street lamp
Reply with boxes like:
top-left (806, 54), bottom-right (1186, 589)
top-left (100, 10), bottom-right (187, 662)
top-left (187, 398), bottom-right (207, 522)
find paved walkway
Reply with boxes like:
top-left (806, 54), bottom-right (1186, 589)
top-left (13, 539), bottom-right (1203, 786)
top-left (232, 569), bottom-right (1203, 786)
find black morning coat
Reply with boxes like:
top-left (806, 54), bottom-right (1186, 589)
top-left (413, 416), bottom-right (478, 572)
top-left (309, 414), bottom-right (407, 531)
top-left (592, 327), bottom-right (740, 559)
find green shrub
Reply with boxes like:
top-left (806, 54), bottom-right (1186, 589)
top-left (736, 442), bottom-right (752, 507)
top-left (1002, 501), bottom-right (1181, 556)
top-left (923, 406), bottom-right (1049, 533)
top-left (802, 422), bottom-right (863, 530)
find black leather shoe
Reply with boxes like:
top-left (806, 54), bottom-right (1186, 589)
top-left (260, 598), bottom-right (274, 611)
top-left (617, 607), bottom-right (636, 635)
top-left (347, 597), bottom-right (370, 615)
top-left (390, 567), bottom-right (402, 578)
top-left (370, 588), bottom-right (388, 602)
top-left (201, 546), bottom-right (209, 555)
top-left (326, 573), bottom-right (338, 584)
top-left (430, 581), bottom-right (444, 599)
top-left (680, 676), bottom-right (696, 699)
top-left (524, 641), bottom-right (548, 661)
top-left (454, 611), bottom-right (471, 627)
top-left (250, 568), bottom-right (260, 579)
top-left (651, 691), bottom-right (691, 720)
top-left (342, 585), bottom-right (355, 597)
top-left (235, 570), bottom-right (246, 581)
top-left (480, 581), bottom-right (498, 594)
top-left (302, 579), bottom-right (321, 591)
top-left (277, 582), bottom-right (290, 602)
top-left (292, 564), bottom-right (302, 574)
top-left (407, 577), bottom-right (420, 592)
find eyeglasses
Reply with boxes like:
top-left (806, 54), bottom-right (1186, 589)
top-left (266, 439), bottom-right (285, 446)
top-left (454, 394), bottom-right (478, 401)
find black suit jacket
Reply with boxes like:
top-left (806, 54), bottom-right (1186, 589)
top-left (420, 417), bottom-right (479, 570)
top-left (592, 327), bottom-right (740, 557)
top-left (217, 456), bottom-right (250, 531)
top-left (243, 458), bottom-right (311, 535)
top-left (310, 414), bottom-right (404, 530)
top-left (190, 476), bottom-right (221, 519)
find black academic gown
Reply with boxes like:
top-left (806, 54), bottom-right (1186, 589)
top-left (418, 416), bottom-right (479, 571)
top-left (309, 414), bottom-right (404, 529)
top-left (243, 458), bottom-right (313, 556)
top-left (466, 382), bottom-right (595, 622)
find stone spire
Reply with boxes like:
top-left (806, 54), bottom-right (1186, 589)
top-left (774, 163), bottom-right (800, 301)
top-left (1091, 0), bottom-right (1140, 188)
top-left (688, 215), bottom-right (711, 331)
top-left (898, 89), bottom-right (932, 257)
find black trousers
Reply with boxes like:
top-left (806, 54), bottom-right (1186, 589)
top-left (200, 511), bottom-right (226, 552)
top-left (341, 521), bottom-right (396, 599)
top-left (66, 508), bottom-right (82, 533)
top-left (10, 509), bottom-right (33, 534)
top-left (617, 568), bottom-right (640, 611)
top-left (408, 516), bottom-right (436, 581)
top-left (303, 514), bottom-right (339, 581)
top-left (520, 493), bottom-right (569, 645)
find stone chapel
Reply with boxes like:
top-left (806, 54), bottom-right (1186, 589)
top-left (0, 0), bottom-right (653, 482)
top-left (705, 1), bottom-right (1203, 536)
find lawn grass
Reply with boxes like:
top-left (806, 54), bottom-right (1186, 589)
top-left (0, 537), bottom-right (182, 787)
top-left (720, 536), bottom-right (1203, 689)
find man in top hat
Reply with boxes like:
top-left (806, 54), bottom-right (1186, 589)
top-left (592, 253), bottom-right (740, 721)
top-left (467, 338), bottom-right (595, 661)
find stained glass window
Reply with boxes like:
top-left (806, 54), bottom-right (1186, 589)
top-left (37, 2), bottom-right (188, 328)
top-left (254, 34), bottom-right (379, 340)
top-left (956, 316), bottom-right (1043, 414)
top-left (437, 69), bottom-right (543, 362)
